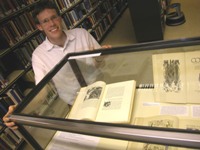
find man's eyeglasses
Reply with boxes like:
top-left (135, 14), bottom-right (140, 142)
top-left (39, 15), bottom-right (60, 25)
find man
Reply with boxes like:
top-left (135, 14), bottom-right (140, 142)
top-left (3, 0), bottom-right (110, 129)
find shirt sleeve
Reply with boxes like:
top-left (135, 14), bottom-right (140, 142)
top-left (81, 28), bottom-right (101, 50)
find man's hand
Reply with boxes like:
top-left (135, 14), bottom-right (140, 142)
top-left (101, 45), bottom-right (112, 49)
top-left (3, 105), bottom-right (18, 130)
top-left (93, 45), bottom-right (112, 67)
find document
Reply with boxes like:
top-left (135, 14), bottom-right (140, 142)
top-left (152, 51), bottom-right (200, 103)
top-left (68, 80), bottom-right (136, 123)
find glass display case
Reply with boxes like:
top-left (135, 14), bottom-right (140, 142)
top-left (10, 37), bottom-right (200, 150)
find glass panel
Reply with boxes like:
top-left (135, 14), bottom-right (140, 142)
top-left (14, 40), bottom-right (200, 149)
top-left (21, 81), bottom-right (70, 148)
top-left (70, 44), bottom-right (200, 130)
top-left (19, 62), bottom-right (74, 148)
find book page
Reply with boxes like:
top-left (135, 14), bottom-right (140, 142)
top-left (98, 138), bottom-right (128, 150)
top-left (152, 52), bottom-right (187, 103)
top-left (127, 140), bottom-right (178, 150)
top-left (131, 89), bottom-right (160, 119)
top-left (192, 105), bottom-right (200, 117)
top-left (185, 51), bottom-right (200, 103)
top-left (128, 117), bottom-right (200, 150)
top-left (45, 131), bottom-right (99, 150)
top-left (68, 81), bottom-right (106, 121)
top-left (46, 131), bottom-right (128, 150)
top-left (179, 118), bottom-right (200, 130)
top-left (96, 80), bottom-right (136, 123)
top-left (129, 115), bottom-right (179, 150)
top-left (160, 105), bottom-right (188, 116)
top-left (133, 115), bottom-right (179, 128)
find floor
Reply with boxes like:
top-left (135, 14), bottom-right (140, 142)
top-left (101, 0), bottom-right (200, 47)
top-left (101, 7), bottom-right (136, 47)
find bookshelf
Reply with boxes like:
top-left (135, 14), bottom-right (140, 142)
top-left (0, 0), bottom-right (127, 149)
top-left (57, 0), bottom-right (128, 42)
top-left (0, 1), bottom-right (39, 149)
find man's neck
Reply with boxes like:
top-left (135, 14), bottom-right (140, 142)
top-left (49, 31), bottom-right (67, 47)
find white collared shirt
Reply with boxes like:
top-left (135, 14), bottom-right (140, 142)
top-left (32, 28), bottom-right (101, 105)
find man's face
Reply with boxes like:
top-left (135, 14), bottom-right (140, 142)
top-left (36, 8), bottom-right (63, 42)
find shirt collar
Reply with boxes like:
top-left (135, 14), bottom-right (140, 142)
top-left (44, 30), bottom-right (76, 51)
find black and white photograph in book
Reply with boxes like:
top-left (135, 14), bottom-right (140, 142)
top-left (84, 86), bottom-right (102, 101)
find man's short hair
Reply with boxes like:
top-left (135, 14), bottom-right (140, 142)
top-left (32, 0), bottom-right (60, 24)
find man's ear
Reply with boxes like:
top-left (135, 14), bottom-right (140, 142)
top-left (36, 24), bottom-right (43, 31)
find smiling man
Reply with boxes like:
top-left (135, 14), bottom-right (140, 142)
top-left (3, 0), bottom-right (111, 129)
top-left (32, 0), bottom-right (109, 105)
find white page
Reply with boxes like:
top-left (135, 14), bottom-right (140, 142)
top-left (46, 131), bottom-right (99, 150)
top-left (185, 51), bottom-right (200, 103)
top-left (153, 52), bottom-right (187, 103)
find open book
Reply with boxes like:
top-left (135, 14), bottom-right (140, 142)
top-left (152, 51), bottom-right (200, 104)
top-left (68, 80), bottom-right (136, 123)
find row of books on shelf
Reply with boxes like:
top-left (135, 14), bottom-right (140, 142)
top-left (0, 11), bottom-right (36, 47)
top-left (63, 1), bottom-right (121, 41)
top-left (62, 0), bottom-right (120, 29)
top-left (0, 70), bottom-right (35, 116)
top-left (90, 18), bottom-right (110, 41)
top-left (64, 5), bottom-right (87, 27)
top-left (0, 126), bottom-right (24, 150)
top-left (0, 65), bottom-right (35, 92)
top-left (0, 84), bottom-right (24, 108)
top-left (61, 0), bottom-right (99, 28)
top-left (0, 73), bottom-right (8, 90)
top-left (14, 32), bottom-right (45, 69)
top-left (0, 32), bottom-right (44, 90)
top-left (55, 0), bottom-right (87, 12)
top-left (0, 0), bottom-right (38, 18)
top-left (0, 85), bottom-right (24, 150)
top-left (89, 5), bottom-right (121, 41)
top-left (87, 6), bottom-right (107, 25)
top-left (77, 3), bottom-right (115, 30)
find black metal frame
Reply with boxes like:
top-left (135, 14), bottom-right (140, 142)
top-left (12, 37), bottom-right (200, 149)
top-left (9, 114), bottom-right (200, 149)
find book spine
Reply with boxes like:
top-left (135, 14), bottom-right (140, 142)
top-left (5, 128), bottom-right (21, 144)
top-left (0, 103), bottom-right (7, 114)
top-left (20, 46), bottom-right (32, 67)
top-left (1, 95), bottom-right (15, 106)
top-left (0, 1), bottom-right (13, 15)
top-left (6, 89), bottom-right (20, 104)
top-left (23, 12), bottom-right (35, 31)
top-left (14, 48), bottom-right (28, 68)
top-left (1, 25), bottom-right (16, 45)
top-left (18, 14), bottom-right (32, 34)
top-left (6, 0), bottom-right (17, 12)
top-left (0, 137), bottom-right (12, 150)
top-left (11, 84), bottom-right (24, 101)
top-left (10, 0), bottom-right (21, 10)
top-left (0, 97), bottom-right (9, 112)
top-left (63, 13), bottom-right (73, 28)
top-left (63, 0), bottom-right (70, 9)
top-left (23, 69), bottom-right (35, 82)
top-left (0, 133), bottom-right (16, 149)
